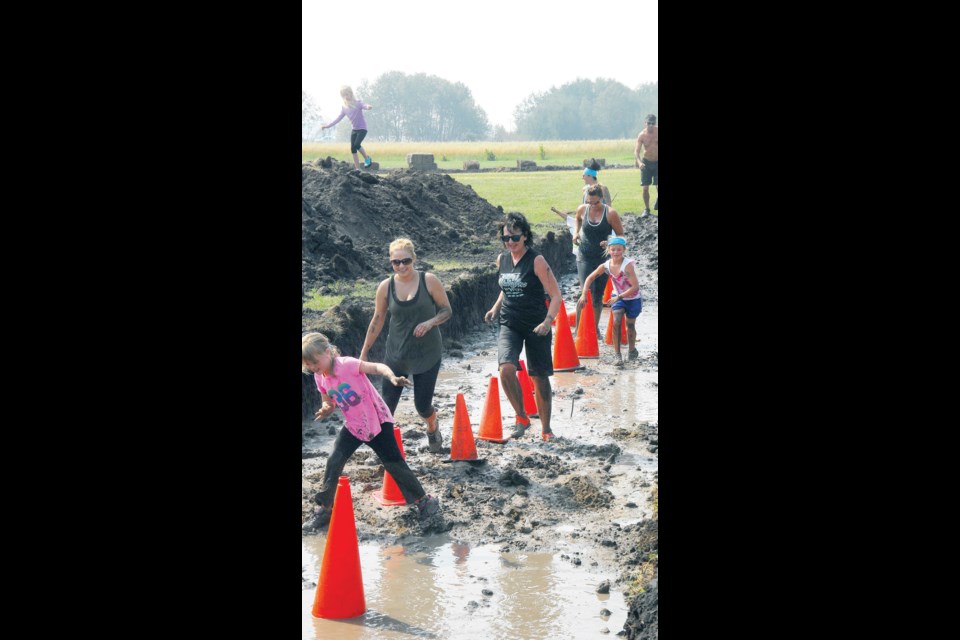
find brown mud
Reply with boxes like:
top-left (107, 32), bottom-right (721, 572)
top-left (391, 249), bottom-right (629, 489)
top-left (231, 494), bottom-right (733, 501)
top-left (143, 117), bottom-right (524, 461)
top-left (302, 159), bottom-right (658, 637)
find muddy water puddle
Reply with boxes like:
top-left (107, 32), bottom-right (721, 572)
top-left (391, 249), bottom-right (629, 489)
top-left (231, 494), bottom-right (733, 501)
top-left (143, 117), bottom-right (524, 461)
top-left (303, 535), bottom-right (627, 639)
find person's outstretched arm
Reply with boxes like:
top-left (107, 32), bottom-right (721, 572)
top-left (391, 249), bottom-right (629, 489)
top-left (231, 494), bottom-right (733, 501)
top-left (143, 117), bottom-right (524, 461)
top-left (359, 360), bottom-right (411, 387)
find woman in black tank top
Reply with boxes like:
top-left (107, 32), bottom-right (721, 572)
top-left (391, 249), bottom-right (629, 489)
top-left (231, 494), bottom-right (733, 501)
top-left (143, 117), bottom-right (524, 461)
top-left (574, 184), bottom-right (625, 336)
top-left (484, 212), bottom-right (564, 441)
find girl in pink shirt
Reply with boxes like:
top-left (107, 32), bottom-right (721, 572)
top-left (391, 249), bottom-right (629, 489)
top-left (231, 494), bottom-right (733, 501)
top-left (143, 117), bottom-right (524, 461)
top-left (301, 332), bottom-right (440, 532)
top-left (577, 235), bottom-right (642, 368)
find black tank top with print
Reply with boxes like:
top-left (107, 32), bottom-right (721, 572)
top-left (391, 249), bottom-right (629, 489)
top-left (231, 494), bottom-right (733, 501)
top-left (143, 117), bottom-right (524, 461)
top-left (498, 248), bottom-right (547, 333)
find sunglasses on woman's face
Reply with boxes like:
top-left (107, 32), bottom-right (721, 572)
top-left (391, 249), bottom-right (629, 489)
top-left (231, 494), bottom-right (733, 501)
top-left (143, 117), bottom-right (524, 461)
top-left (501, 234), bottom-right (523, 243)
top-left (391, 257), bottom-right (413, 266)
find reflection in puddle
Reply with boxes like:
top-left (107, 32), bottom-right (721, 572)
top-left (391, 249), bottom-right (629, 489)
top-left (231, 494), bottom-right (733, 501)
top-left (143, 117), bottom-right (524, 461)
top-left (303, 536), bottom-right (627, 639)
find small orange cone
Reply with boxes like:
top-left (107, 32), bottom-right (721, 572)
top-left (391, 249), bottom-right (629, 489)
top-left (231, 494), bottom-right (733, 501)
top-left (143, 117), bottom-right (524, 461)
top-left (444, 393), bottom-right (481, 462)
top-left (575, 290), bottom-right (600, 358)
top-left (312, 476), bottom-right (366, 619)
top-left (376, 426), bottom-right (408, 506)
top-left (477, 377), bottom-right (509, 443)
top-left (549, 299), bottom-right (570, 327)
top-left (602, 277), bottom-right (613, 306)
top-left (553, 299), bottom-right (583, 372)
top-left (517, 359), bottom-right (539, 418)
top-left (604, 310), bottom-right (629, 346)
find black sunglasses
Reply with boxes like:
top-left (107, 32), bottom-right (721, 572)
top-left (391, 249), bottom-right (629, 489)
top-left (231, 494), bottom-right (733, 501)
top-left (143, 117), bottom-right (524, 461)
top-left (501, 234), bottom-right (523, 243)
top-left (391, 258), bottom-right (413, 266)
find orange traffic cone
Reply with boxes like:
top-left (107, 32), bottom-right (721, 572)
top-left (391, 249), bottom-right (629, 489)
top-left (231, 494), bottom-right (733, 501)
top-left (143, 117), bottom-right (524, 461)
top-left (376, 426), bottom-right (408, 506)
top-left (517, 359), bottom-right (539, 418)
top-left (550, 299), bottom-right (570, 327)
top-left (312, 476), bottom-right (366, 619)
top-left (553, 300), bottom-right (583, 372)
top-left (604, 310), bottom-right (629, 346)
top-left (553, 310), bottom-right (577, 328)
top-left (477, 377), bottom-right (509, 443)
top-left (602, 277), bottom-right (613, 306)
top-left (575, 290), bottom-right (600, 358)
top-left (444, 393), bottom-right (481, 462)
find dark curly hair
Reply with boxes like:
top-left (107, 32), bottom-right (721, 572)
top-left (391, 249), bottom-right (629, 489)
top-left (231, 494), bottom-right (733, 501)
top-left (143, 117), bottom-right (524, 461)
top-left (502, 211), bottom-right (534, 248)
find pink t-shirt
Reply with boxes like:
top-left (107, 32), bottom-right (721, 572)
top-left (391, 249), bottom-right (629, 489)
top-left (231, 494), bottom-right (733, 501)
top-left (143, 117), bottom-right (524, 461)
top-left (604, 257), bottom-right (642, 300)
top-left (315, 357), bottom-right (394, 441)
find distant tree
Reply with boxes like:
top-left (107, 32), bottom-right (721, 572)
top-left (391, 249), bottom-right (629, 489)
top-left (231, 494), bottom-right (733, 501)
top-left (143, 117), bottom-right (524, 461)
top-left (361, 71), bottom-right (490, 141)
top-left (514, 79), bottom-right (658, 139)
top-left (301, 91), bottom-right (326, 141)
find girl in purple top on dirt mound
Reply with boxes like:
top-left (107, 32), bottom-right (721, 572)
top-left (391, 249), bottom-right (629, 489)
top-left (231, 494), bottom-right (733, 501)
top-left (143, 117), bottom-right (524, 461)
top-left (321, 85), bottom-right (375, 170)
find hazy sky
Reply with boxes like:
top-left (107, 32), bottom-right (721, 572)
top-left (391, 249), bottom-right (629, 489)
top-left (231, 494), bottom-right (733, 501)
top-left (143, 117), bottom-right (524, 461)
top-left (302, 0), bottom-right (657, 131)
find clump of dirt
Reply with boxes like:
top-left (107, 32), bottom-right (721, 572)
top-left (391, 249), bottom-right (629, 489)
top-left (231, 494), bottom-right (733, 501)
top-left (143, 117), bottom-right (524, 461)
top-left (302, 159), bottom-right (506, 294)
top-left (562, 475), bottom-right (614, 509)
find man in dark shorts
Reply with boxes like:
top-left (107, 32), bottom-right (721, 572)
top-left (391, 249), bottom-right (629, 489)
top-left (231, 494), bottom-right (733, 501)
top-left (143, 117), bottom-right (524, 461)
top-left (635, 114), bottom-right (659, 216)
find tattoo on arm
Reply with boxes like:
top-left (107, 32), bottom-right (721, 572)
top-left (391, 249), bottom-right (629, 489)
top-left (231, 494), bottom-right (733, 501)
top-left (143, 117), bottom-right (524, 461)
top-left (434, 305), bottom-right (452, 325)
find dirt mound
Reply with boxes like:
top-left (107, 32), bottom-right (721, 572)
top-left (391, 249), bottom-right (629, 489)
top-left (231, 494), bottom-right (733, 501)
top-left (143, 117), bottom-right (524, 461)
top-left (302, 158), bottom-right (506, 293)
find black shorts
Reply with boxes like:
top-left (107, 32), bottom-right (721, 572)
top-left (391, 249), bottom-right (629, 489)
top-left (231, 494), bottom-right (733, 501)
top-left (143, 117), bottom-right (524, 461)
top-left (497, 323), bottom-right (554, 377)
top-left (350, 129), bottom-right (367, 153)
top-left (641, 160), bottom-right (658, 186)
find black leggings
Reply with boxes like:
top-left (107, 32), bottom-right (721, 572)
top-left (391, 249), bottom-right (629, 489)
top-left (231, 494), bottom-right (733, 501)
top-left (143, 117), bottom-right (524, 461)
top-left (381, 358), bottom-right (441, 418)
top-left (314, 421), bottom-right (426, 508)
top-left (350, 129), bottom-right (368, 153)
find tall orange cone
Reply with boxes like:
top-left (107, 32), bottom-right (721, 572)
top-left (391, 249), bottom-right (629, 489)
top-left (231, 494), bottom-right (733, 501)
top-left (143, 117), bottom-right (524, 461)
top-left (312, 476), bottom-right (366, 619)
top-left (550, 299), bottom-right (570, 327)
top-left (477, 377), bottom-right (509, 443)
top-left (604, 310), bottom-right (629, 346)
top-left (575, 290), bottom-right (600, 358)
top-left (376, 426), bottom-right (408, 506)
top-left (553, 299), bottom-right (583, 372)
top-left (602, 276), bottom-right (613, 306)
top-left (517, 359), bottom-right (539, 418)
top-left (444, 393), bottom-right (481, 462)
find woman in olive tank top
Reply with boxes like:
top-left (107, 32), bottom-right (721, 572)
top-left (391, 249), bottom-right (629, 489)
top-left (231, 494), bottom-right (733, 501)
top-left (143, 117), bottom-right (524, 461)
top-left (360, 238), bottom-right (453, 453)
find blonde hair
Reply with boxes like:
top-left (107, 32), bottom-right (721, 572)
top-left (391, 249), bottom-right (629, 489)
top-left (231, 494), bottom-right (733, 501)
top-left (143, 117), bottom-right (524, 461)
top-left (340, 85), bottom-right (357, 107)
top-left (302, 332), bottom-right (340, 374)
top-left (388, 237), bottom-right (417, 261)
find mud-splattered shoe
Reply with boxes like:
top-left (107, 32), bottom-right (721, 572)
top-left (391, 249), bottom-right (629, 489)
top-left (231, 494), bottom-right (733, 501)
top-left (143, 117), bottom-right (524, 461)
top-left (541, 428), bottom-right (555, 441)
top-left (628, 348), bottom-right (640, 362)
top-left (302, 505), bottom-right (331, 534)
top-left (427, 428), bottom-right (443, 453)
top-left (416, 494), bottom-right (441, 519)
top-left (511, 417), bottom-right (531, 439)
top-left (613, 353), bottom-right (625, 368)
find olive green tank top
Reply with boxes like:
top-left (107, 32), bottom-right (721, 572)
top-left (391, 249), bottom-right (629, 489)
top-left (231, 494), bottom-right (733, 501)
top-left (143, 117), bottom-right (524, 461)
top-left (384, 271), bottom-right (443, 374)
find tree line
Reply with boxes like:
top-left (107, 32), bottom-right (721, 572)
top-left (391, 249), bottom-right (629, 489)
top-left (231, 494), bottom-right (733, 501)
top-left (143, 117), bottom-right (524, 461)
top-left (302, 73), bottom-right (657, 142)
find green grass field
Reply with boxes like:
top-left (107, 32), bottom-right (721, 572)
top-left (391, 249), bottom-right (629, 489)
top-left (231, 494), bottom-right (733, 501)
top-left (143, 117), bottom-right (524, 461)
top-left (451, 169), bottom-right (654, 224)
top-left (302, 139), bottom-right (657, 310)
top-left (302, 139), bottom-right (637, 170)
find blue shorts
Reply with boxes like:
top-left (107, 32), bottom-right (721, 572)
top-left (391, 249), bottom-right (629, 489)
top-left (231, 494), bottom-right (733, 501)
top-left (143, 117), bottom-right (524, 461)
top-left (611, 296), bottom-right (642, 318)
